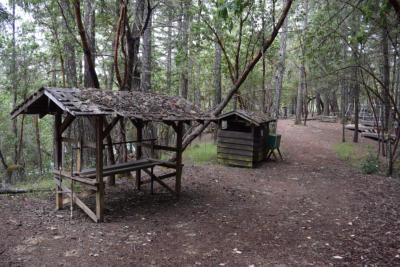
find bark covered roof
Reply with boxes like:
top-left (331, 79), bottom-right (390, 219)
top-left (217, 110), bottom-right (275, 126)
top-left (11, 87), bottom-right (213, 122)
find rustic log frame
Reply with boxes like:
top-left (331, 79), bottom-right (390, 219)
top-left (51, 114), bottom-right (186, 222)
top-left (11, 87), bottom-right (208, 223)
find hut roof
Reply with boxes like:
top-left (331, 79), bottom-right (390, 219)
top-left (11, 87), bottom-right (213, 122)
top-left (217, 110), bottom-right (274, 126)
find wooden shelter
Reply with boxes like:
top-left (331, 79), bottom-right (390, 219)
top-left (216, 110), bottom-right (276, 168)
top-left (11, 87), bottom-right (212, 222)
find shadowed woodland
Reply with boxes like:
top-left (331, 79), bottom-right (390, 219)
top-left (1, 0), bottom-right (400, 265)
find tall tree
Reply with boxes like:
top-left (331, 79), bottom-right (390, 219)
top-left (271, 0), bottom-right (289, 118)
top-left (295, 0), bottom-right (309, 124)
top-left (141, 1), bottom-right (152, 92)
top-left (60, 0), bottom-right (77, 88)
top-left (166, 2), bottom-right (173, 94)
top-left (213, 20), bottom-right (222, 142)
top-left (83, 0), bottom-right (96, 88)
top-left (180, 0), bottom-right (190, 99)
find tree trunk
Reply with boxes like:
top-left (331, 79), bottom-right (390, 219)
top-left (260, 0), bottom-right (266, 112)
top-left (33, 116), bottom-right (43, 176)
top-left (141, 4), bottom-right (156, 157)
top-left (16, 114), bottom-right (25, 165)
top-left (382, 19), bottom-right (392, 175)
top-left (83, 0), bottom-right (96, 88)
top-left (166, 3), bottom-right (173, 93)
top-left (341, 74), bottom-right (346, 143)
top-left (353, 68), bottom-right (360, 143)
top-left (0, 149), bottom-right (8, 171)
top-left (107, 0), bottom-right (121, 90)
top-left (295, 0), bottom-right (308, 124)
top-left (316, 92), bottom-right (322, 115)
top-left (141, 2), bottom-right (152, 92)
top-left (271, 1), bottom-right (288, 118)
top-left (323, 92), bottom-right (330, 116)
top-left (60, 0), bottom-right (77, 88)
top-left (126, 0), bottom-right (145, 91)
top-left (11, 0), bottom-right (18, 164)
top-left (213, 21), bottom-right (222, 143)
top-left (180, 0), bottom-right (190, 99)
top-left (330, 91), bottom-right (339, 114)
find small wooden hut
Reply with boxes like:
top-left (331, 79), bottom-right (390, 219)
top-left (11, 87), bottom-right (212, 222)
top-left (217, 110), bottom-right (276, 168)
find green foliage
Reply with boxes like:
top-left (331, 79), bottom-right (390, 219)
top-left (184, 142), bottom-right (217, 163)
top-left (15, 176), bottom-right (54, 190)
top-left (332, 142), bottom-right (362, 161)
top-left (360, 153), bottom-right (381, 174)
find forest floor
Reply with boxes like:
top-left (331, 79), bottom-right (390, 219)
top-left (1, 119), bottom-right (400, 266)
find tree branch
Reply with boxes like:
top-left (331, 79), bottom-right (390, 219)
top-left (73, 0), bottom-right (100, 88)
top-left (179, 0), bottom-right (293, 152)
top-left (0, 148), bottom-right (8, 170)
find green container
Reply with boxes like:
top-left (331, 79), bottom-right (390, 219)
top-left (268, 134), bottom-right (281, 149)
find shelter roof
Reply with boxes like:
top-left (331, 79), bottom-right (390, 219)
top-left (11, 87), bottom-right (213, 122)
top-left (217, 110), bottom-right (275, 126)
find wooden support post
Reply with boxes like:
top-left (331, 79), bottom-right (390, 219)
top-left (103, 117), bottom-right (117, 186)
top-left (135, 121), bottom-right (143, 190)
top-left (77, 137), bottom-right (82, 172)
top-left (150, 167), bottom-right (154, 194)
top-left (175, 122), bottom-right (184, 198)
top-left (95, 116), bottom-right (104, 222)
top-left (55, 113), bottom-right (63, 210)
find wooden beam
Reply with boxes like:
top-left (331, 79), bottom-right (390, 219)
top-left (134, 120), bottom-right (143, 190)
top-left (10, 89), bottom-right (45, 119)
top-left (95, 116), bottom-right (104, 222)
top-left (148, 158), bottom-right (182, 169)
top-left (59, 114), bottom-right (75, 135)
top-left (141, 143), bottom-right (178, 152)
top-left (140, 171), bottom-right (177, 185)
top-left (55, 179), bottom-right (98, 222)
top-left (102, 116), bottom-right (121, 139)
top-left (142, 169), bottom-right (176, 196)
top-left (55, 113), bottom-right (63, 210)
top-left (62, 189), bottom-right (96, 205)
top-left (52, 170), bottom-right (98, 190)
top-left (175, 121), bottom-right (184, 198)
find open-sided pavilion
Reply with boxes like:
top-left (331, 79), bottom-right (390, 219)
top-left (11, 87), bottom-right (213, 222)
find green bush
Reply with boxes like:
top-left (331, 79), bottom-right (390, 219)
top-left (360, 154), bottom-right (381, 174)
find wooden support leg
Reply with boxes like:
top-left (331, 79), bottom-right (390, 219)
top-left (175, 122), bottom-right (184, 198)
top-left (70, 180), bottom-right (74, 219)
top-left (150, 167), bottom-right (154, 195)
top-left (135, 121), bottom-right (143, 190)
top-left (56, 175), bottom-right (63, 210)
top-left (95, 116), bottom-right (104, 222)
top-left (55, 113), bottom-right (63, 210)
top-left (277, 148), bottom-right (283, 160)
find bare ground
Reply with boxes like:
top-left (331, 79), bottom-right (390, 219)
top-left (1, 119), bottom-right (400, 266)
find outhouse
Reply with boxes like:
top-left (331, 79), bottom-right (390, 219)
top-left (217, 110), bottom-right (276, 167)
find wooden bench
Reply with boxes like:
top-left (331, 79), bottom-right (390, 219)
top-left (53, 158), bottom-right (182, 222)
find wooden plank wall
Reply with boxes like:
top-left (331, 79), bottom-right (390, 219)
top-left (217, 129), bottom-right (265, 167)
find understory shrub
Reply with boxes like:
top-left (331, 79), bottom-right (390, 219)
top-left (360, 154), bottom-right (381, 174)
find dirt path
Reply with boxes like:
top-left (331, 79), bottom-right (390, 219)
top-left (1, 120), bottom-right (400, 266)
